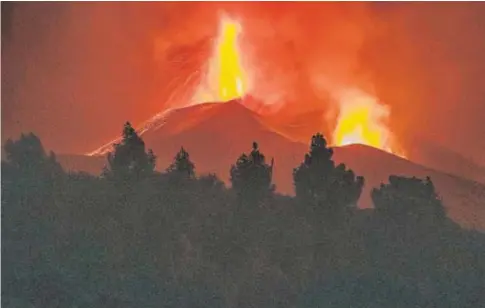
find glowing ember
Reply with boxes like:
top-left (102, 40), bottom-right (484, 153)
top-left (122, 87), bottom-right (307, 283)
top-left (332, 88), bottom-right (405, 157)
top-left (193, 14), bottom-right (248, 103)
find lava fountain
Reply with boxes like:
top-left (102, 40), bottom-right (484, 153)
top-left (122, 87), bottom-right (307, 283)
top-left (192, 14), bottom-right (249, 104)
top-left (87, 14), bottom-right (250, 156)
top-left (89, 13), bottom-right (406, 159)
top-left (332, 87), bottom-right (405, 158)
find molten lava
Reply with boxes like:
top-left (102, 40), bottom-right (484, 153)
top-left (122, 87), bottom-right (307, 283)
top-left (332, 88), bottom-right (405, 157)
top-left (214, 17), bottom-right (246, 100)
top-left (193, 15), bottom-right (248, 103)
top-left (89, 14), bottom-right (407, 160)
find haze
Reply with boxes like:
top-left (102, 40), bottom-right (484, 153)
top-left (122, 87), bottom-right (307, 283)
top-left (3, 2), bottom-right (485, 165)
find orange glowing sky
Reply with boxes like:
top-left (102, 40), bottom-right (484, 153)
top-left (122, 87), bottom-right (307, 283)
top-left (3, 2), bottom-right (485, 165)
top-left (186, 13), bottom-right (404, 156)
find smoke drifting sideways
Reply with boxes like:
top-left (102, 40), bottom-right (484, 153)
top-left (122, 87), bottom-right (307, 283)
top-left (152, 3), bottom-right (378, 117)
top-left (361, 3), bottom-right (485, 166)
top-left (3, 2), bottom-right (485, 165)
top-left (2, 2), bottom-right (375, 153)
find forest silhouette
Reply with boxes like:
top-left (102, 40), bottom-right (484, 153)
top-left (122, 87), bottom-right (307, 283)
top-left (2, 122), bottom-right (485, 307)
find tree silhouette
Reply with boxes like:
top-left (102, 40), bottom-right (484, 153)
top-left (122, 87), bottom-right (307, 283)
top-left (198, 173), bottom-right (225, 190)
top-left (167, 147), bottom-right (195, 179)
top-left (293, 133), bottom-right (364, 216)
top-left (230, 142), bottom-right (274, 203)
top-left (3, 129), bottom-right (485, 308)
top-left (3, 133), bottom-right (63, 180)
top-left (372, 175), bottom-right (446, 224)
top-left (104, 122), bottom-right (156, 181)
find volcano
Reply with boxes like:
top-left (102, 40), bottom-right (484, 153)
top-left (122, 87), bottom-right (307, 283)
top-left (58, 97), bottom-right (485, 230)
top-left (57, 13), bottom-right (485, 230)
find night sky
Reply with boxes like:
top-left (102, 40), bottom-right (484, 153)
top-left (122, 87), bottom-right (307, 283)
top-left (3, 2), bottom-right (485, 165)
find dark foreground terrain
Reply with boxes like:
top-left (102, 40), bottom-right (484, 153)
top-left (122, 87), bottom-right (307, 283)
top-left (2, 128), bottom-right (485, 308)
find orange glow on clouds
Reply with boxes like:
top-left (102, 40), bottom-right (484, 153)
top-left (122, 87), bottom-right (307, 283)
top-left (89, 12), bottom-right (406, 160)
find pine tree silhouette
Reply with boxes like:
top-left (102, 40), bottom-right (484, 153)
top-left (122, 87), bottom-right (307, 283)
top-left (230, 141), bottom-right (274, 203)
top-left (167, 147), bottom-right (195, 179)
top-left (104, 122), bottom-right (156, 181)
top-left (293, 133), bottom-right (364, 217)
top-left (3, 133), bottom-right (63, 180)
top-left (372, 175), bottom-right (446, 224)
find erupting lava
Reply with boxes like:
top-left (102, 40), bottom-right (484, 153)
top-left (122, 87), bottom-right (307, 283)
top-left (332, 88), bottom-right (405, 157)
top-left (87, 14), bottom-right (249, 156)
top-left (193, 15), bottom-right (248, 103)
top-left (88, 14), bottom-right (406, 160)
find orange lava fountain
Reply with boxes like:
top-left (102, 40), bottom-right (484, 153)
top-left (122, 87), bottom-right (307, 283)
top-left (332, 88), bottom-right (405, 158)
top-left (193, 14), bottom-right (249, 103)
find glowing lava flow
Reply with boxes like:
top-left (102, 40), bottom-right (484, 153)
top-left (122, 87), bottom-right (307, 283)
top-left (192, 15), bottom-right (248, 103)
top-left (332, 88), bottom-right (405, 158)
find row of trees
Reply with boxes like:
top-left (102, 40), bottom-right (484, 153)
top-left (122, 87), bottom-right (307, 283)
top-left (3, 121), bottom-right (480, 308)
top-left (3, 122), bottom-right (441, 221)
top-left (98, 122), bottom-right (444, 222)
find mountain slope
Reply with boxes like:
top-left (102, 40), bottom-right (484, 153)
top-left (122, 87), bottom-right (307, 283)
top-left (60, 100), bottom-right (485, 230)
top-left (404, 138), bottom-right (485, 185)
top-left (333, 144), bottom-right (485, 230)
top-left (141, 99), bottom-right (308, 194)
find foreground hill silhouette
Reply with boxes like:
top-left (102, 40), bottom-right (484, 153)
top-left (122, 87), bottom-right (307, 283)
top-left (59, 99), bottom-right (485, 230)
top-left (4, 129), bottom-right (485, 307)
